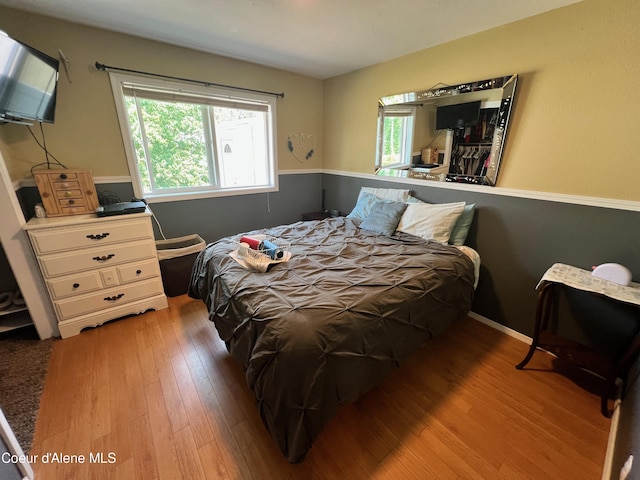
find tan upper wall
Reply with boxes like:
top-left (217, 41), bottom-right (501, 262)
top-left (2, 0), bottom-right (639, 202)
top-left (323, 0), bottom-right (640, 201)
top-left (0, 7), bottom-right (324, 181)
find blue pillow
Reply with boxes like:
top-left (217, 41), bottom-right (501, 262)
top-left (346, 191), bottom-right (380, 222)
top-left (359, 201), bottom-right (407, 236)
top-left (449, 203), bottom-right (475, 246)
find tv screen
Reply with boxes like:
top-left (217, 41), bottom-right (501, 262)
top-left (435, 101), bottom-right (481, 130)
top-left (0, 31), bottom-right (59, 124)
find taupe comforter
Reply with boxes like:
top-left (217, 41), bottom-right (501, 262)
top-left (188, 217), bottom-right (475, 463)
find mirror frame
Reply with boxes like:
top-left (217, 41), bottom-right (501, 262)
top-left (378, 73), bottom-right (518, 186)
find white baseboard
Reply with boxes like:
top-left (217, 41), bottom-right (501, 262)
top-left (602, 391), bottom-right (622, 480)
top-left (468, 310), bottom-right (532, 344)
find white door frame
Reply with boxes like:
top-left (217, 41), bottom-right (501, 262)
top-left (0, 148), bottom-right (58, 339)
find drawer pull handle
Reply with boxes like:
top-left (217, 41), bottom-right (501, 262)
top-left (86, 233), bottom-right (110, 240)
top-left (136, 269), bottom-right (142, 275)
top-left (92, 254), bottom-right (115, 262)
top-left (68, 199), bottom-right (75, 205)
top-left (59, 173), bottom-right (68, 180)
top-left (72, 283), bottom-right (80, 288)
top-left (104, 293), bottom-right (124, 302)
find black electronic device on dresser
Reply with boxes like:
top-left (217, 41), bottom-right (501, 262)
top-left (96, 200), bottom-right (147, 217)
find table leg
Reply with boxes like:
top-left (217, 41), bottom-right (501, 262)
top-left (516, 281), bottom-right (555, 370)
top-left (601, 333), bottom-right (640, 417)
top-left (601, 388), bottom-right (612, 417)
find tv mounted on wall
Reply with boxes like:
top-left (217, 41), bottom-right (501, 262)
top-left (0, 31), bottom-right (59, 125)
top-left (435, 100), bottom-right (481, 130)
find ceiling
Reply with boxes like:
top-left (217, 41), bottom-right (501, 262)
top-left (0, 0), bottom-right (583, 79)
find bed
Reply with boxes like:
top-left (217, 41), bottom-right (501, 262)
top-left (188, 190), bottom-right (478, 463)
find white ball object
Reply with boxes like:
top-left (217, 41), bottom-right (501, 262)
top-left (592, 263), bottom-right (632, 286)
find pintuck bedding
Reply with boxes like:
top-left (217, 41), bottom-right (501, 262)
top-left (188, 216), bottom-right (476, 463)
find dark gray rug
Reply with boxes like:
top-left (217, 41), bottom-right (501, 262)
top-left (0, 325), bottom-right (55, 453)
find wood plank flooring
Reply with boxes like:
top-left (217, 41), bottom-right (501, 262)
top-left (30, 295), bottom-right (610, 479)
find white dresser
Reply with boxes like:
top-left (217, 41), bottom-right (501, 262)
top-left (24, 211), bottom-right (168, 338)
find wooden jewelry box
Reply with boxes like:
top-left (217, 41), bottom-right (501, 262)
top-left (33, 169), bottom-right (99, 217)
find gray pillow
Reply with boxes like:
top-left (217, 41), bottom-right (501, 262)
top-left (449, 203), bottom-right (476, 246)
top-left (359, 201), bottom-right (407, 236)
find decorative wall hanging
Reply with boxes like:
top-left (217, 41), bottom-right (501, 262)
top-left (287, 133), bottom-right (315, 163)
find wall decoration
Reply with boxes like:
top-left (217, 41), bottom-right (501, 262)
top-left (287, 133), bottom-right (315, 163)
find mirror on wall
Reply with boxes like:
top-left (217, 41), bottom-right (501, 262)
top-left (376, 74), bottom-right (518, 186)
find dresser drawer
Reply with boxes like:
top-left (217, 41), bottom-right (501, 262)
top-left (59, 205), bottom-right (88, 215)
top-left (117, 259), bottom-right (161, 284)
top-left (53, 185), bottom-right (81, 195)
top-left (29, 218), bottom-right (154, 255)
top-left (47, 272), bottom-right (102, 299)
top-left (54, 279), bottom-right (165, 321)
top-left (38, 240), bottom-right (157, 277)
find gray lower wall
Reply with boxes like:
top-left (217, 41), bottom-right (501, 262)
top-left (16, 171), bottom-right (640, 349)
top-left (147, 173), bottom-right (323, 242)
top-left (321, 173), bottom-right (640, 348)
top-left (17, 173), bottom-right (324, 244)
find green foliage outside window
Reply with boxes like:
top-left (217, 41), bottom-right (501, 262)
top-left (381, 116), bottom-right (405, 166)
top-left (125, 97), bottom-right (210, 192)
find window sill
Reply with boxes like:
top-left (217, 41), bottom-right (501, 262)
top-left (143, 185), bottom-right (279, 203)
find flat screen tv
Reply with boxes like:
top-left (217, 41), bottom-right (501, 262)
top-left (0, 31), bottom-right (59, 124)
top-left (435, 101), bottom-right (481, 130)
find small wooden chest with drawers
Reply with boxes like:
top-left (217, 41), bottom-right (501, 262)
top-left (33, 168), bottom-right (99, 217)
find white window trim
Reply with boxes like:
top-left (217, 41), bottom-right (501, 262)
top-left (108, 72), bottom-right (278, 203)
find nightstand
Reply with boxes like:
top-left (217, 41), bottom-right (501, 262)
top-left (301, 211), bottom-right (331, 221)
top-left (516, 263), bottom-right (640, 417)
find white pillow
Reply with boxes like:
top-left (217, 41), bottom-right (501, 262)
top-left (397, 202), bottom-right (466, 243)
top-left (361, 187), bottom-right (410, 203)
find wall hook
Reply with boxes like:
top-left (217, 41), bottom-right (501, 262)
top-left (57, 49), bottom-right (72, 83)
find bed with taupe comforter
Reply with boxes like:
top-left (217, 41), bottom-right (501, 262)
top-left (188, 217), bottom-right (475, 462)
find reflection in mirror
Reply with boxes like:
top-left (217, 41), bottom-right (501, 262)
top-left (376, 74), bottom-right (517, 186)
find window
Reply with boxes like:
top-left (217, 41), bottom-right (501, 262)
top-left (109, 73), bottom-right (278, 201)
top-left (375, 105), bottom-right (416, 169)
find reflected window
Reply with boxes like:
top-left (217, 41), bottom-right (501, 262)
top-left (376, 105), bottom-right (415, 169)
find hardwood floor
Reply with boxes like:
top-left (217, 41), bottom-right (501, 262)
top-left (30, 295), bottom-right (610, 479)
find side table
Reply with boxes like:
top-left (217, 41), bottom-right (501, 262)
top-left (301, 211), bottom-right (342, 221)
top-left (301, 211), bottom-right (330, 221)
top-left (516, 263), bottom-right (640, 417)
